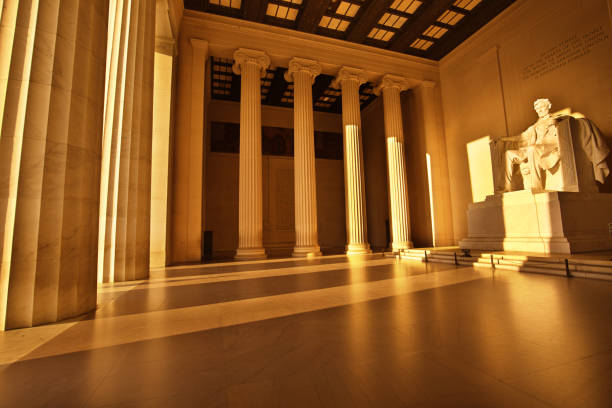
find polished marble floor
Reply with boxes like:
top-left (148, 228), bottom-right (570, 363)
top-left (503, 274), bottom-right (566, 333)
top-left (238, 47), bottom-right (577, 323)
top-left (1, 254), bottom-right (612, 407)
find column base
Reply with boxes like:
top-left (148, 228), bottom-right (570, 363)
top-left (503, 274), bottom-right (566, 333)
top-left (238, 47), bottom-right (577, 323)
top-left (391, 241), bottom-right (413, 253)
top-left (234, 247), bottom-right (267, 261)
top-left (346, 243), bottom-right (372, 255)
top-left (292, 245), bottom-right (322, 258)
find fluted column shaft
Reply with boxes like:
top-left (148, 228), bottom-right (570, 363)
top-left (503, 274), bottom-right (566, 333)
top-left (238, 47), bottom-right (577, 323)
top-left (98, 0), bottom-right (155, 283)
top-left (378, 75), bottom-right (413, 251)
top-left (0, 0), bottom-right (109, 329)
top-left (333, 67), bottom-right (371, 255)
top-left (233, 49), bottom-right (270, 260)
top-left (285, 58), bottom-right (321, 257)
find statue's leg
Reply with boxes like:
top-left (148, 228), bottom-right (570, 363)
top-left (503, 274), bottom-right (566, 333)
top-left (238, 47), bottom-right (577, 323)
top-left (505, 150), bottom-right (522, 191)
top-left (526, 146), bottom-right (544, 191)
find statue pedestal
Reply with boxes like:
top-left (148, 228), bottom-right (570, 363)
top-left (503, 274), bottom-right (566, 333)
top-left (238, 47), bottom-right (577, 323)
top-left (459, 191), bottom-right (612, 254)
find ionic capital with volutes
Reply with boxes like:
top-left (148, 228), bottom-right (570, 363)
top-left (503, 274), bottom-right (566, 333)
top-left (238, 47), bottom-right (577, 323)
top-left (374, 74), bottom-right (415, 95)
top-left (232, 48), bottom-right (270, 77)
top-left (284, 57), bottom-right (321, 84)
top-left (331, 66), bottom-right (367, 89)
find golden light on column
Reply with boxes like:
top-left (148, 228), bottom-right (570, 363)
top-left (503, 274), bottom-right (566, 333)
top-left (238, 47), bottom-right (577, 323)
top-left (426, 153), bottom-right (436, 246)
top-left (332, 67), bottom-right (372, 255)
top-left (374, 74), bottom-right (414, 252)
top-left (0, 0), bottom-right (109, 329)
top-left (285, 57), bottom-right (322, 257)
top-left (150, 38), bottom-right (177, 268)
top-left (233, 48), bottom-right (270, 260)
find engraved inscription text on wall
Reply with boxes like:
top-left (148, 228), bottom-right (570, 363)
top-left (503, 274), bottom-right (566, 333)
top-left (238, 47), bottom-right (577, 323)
top-left (521, 26), bottom-right (609, 81)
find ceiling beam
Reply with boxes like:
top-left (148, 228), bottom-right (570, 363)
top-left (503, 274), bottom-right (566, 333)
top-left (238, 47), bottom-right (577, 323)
top-left (448, 5), bottom-right (468, 15)
top-left (242, 0), bottom-right (267, 22)
top-left (389, 0), bottom-right (455, 52)
top-left (426, 0), bottom-right (516, 60)
top-left (346, 0), bottom-right (394, 43)
top-left (297, 0), bottom-right (334, 33)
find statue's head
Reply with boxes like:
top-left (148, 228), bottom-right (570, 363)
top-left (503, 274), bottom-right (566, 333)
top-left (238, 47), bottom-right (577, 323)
top-left (533, 98), bottom-right (552, 118)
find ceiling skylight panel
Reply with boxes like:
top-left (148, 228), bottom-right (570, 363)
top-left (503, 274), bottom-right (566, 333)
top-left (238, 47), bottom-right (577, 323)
top-left (390, 0), bottom-right (422, 14)
top-left (319, 16), bottom-right (350, 31)
top-left (437, 10), bottom-right (464, 25)
top-left (209, 0), bottom-right (241, 9)
top-left (336, 1), bottom-right (360, 17)
top-left (410, 38), bottom-right (433, 50)
top-left (422, 25), bottom-right (448, 39)
top-left (266, 3), bottom-right (299, 21)
top-left (367, 28), bottom-right (395, 42)
top-left (453, 0), bottom-right (482, 11)
top-left (378, 13), bottom-right (407, 29)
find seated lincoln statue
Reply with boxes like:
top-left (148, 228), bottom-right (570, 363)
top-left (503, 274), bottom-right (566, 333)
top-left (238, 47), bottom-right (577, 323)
top-left (461, 98), bottom-right (612, 254)
top-left (490, 98), bottom-right (610, 193)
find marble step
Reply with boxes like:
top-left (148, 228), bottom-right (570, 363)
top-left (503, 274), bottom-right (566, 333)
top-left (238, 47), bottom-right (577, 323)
top-left (398, 248), bottom-right (612, 280)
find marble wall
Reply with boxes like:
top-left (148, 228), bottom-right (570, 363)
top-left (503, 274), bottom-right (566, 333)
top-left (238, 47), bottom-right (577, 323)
top-left (440, 0), bottom-right (612, 243)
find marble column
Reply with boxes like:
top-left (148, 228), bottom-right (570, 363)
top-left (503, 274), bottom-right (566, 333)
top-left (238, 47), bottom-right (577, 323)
top-left (0, 0), bottom-right (109, 329)
top-left (415, 81), bottom-right (454, 246)
top-left (375, 75), bottom-right (414, 252)
top-left (171, 38), bottom-right (208, 263)
top-left (98, 0), bottom-right (155, 283)
top-left (233, 48), bottom-right (270, 260)
top-left (332, 67), bottom-right (372, 255)
top-left (285, 58), bottom-right (322, 257)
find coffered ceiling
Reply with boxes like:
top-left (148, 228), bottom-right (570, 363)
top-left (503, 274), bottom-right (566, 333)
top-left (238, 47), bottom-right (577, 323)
top-left (185, 0), bottom-right (516, 60)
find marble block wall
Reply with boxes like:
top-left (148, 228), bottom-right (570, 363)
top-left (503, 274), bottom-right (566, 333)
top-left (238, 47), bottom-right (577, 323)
top-left (0, 0), bottom-right (109, 329)
top-left (440, 0), bottom-right (612, 243)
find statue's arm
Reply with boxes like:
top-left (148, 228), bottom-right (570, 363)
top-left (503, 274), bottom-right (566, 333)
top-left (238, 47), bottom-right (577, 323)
top-left (490, 134), bottom-right (521, 143)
